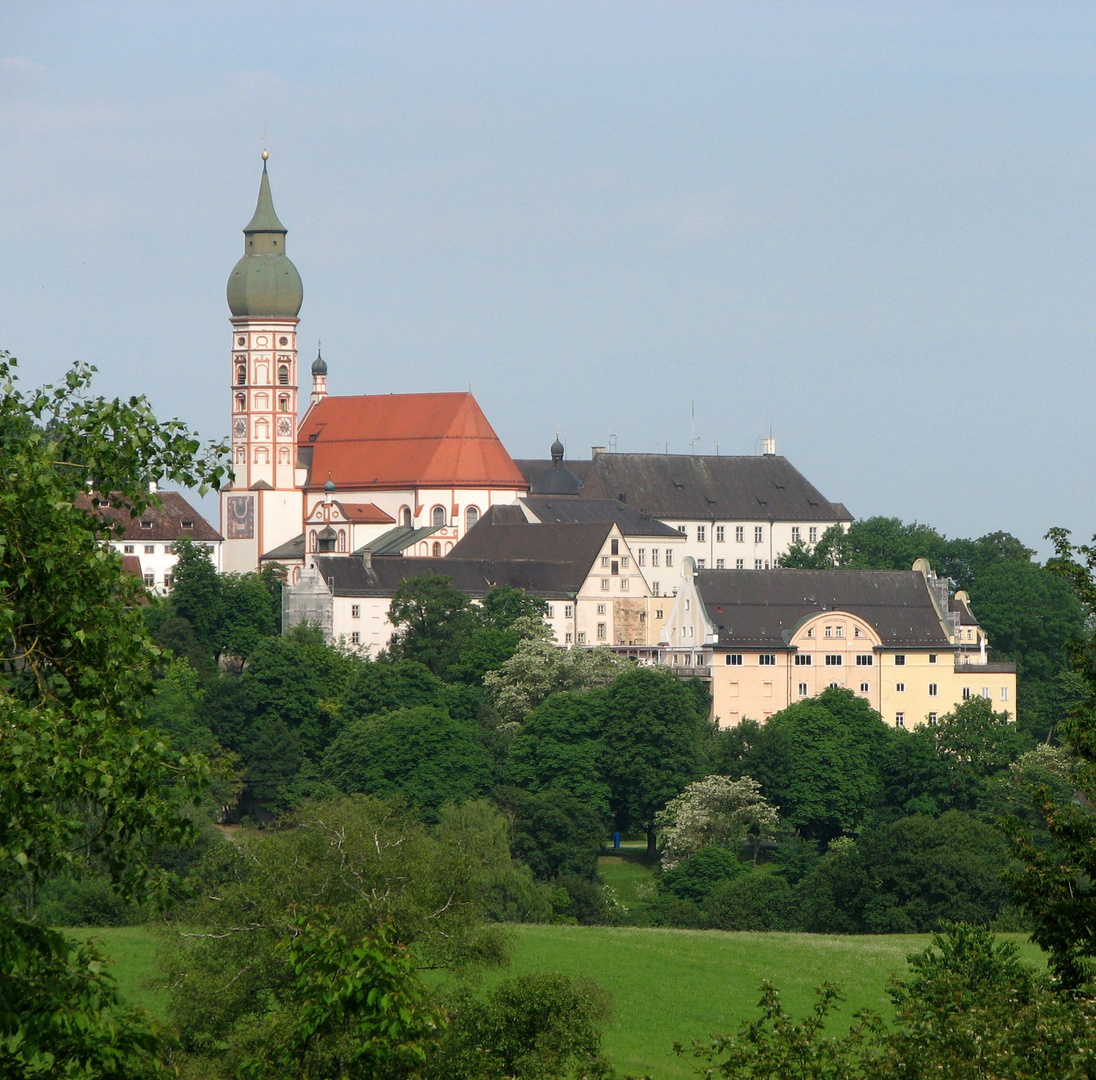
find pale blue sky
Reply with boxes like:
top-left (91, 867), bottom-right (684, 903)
top-left (2, 3), bottom-right (1095, 555)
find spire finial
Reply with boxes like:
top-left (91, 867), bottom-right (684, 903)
top-left (261, 124), bottom-right (269, 162)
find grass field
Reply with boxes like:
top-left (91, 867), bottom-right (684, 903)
top-left (77, 921), bottom-right (1046, 1079)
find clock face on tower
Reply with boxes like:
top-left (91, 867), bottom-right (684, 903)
top-left (233, 418), bottom-right (247, 438)
top-left (278, 417), bottom-right (293, 437)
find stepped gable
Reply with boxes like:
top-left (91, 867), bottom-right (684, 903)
top-left (449, 519), bottom-right (611, 567)
top-left (521, 496), bottom-right (681, 537)
top-left (516, 453), bottom-right (851, 522)
top-left (696, 569), bottom-right (950, 650)
top-left (298, 392), bottom-right (527, 491)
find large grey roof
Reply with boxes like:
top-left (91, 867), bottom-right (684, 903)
top-left (312, 555), bottom-right (586, 599)
top-left (514, 453), bottom-right (851, 523)
top-left (695, 569), bottom-right (951, 650)
top-left (355, 525), bottom-right (440, 557)
top-left (449, 520), bottom-right (611, 567)
top-left (261, 533), bottom-right (306, 561)
top-left (521, 497), bottom-right (681, 537)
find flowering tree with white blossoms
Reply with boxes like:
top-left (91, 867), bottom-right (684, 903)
top-left (655, 775), bottom-right (780, 870)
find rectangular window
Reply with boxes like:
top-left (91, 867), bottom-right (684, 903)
top-left (759, 654), bottom-right (777, 666)
top-left (835, 626), bottom-right (843, 638)
top-left (928, 712), bottom-right (938, 725)
top-left (736, 526), bottom-right (745, 542)
top-left (564, 604), bottom-right (573, 618)
top-left (697, 525), bottom-right (706, 542)
top-left (666, 550), bottom-right (673, 566)
top-left (725, 654), bottom-right (743, 665)
top-left (651, 549), bottom-right (660, 566)
top-left (164, 575), bottom-right (173, 589)
top-left (1001, 686), bottom-right (1009, 701)
top-left (795, 654), bottom-right (812, 666)
top-left (143, 573), bottom-right (154, 587)
top-left (754, 559), bottom-right (763, 570)
top-left (350, 632), bottom-right (360, 645)
top-left (896, 682), bottom-right (906, 693)
top-left (736, 559), bottom-right (744, 569)
top-left (577, 631), bottom-right (586, 644)
top-left (928, 683), bottom-right (938, 697)
top-left (962, 687), bottom-right (971, 699)
top-left (894, 655), bottom-right (906, 666)
top-left (716, 525), bottom-right (725, 543)
top-left (792, 526), bottom-right (801, 542)
top-left (601, 556), bottom-right (610, 567)
top-left (611, 538), bottom-right (619, 555)
top-left (597, 623), bottom-right (606, 640)
top-left (716, 558), bottom-right (725, 569)
top-left (806, 628), bottom-right (814, 638)
top-left (597, 603), bottom-right (606, 615)
top-left (653, 585), bottom-right (660, 597)
top-left (144, 544), bottom-right (155, 555)
top-left (825, 655), bottom-right (842, 666)
top-left (545, 604), bottom-right (554, 618)
top-left (696, 559), bottom-right (705, 570)
top-left (809, 527), bottom-right (818, 543)
top-left (755, 526), bottom-right (764, 543)
top-left (141, 520), bottom-right (152, 529)
top-left (565, 632), bottom-right (573, 644)
top-left (351, 604), bottom-right (360, 618)
top-left (611, 560), bottom-right (619, 575)
top-left (825, 626), bottom-right (832, 638)
top-left (982, 687), bottom-right (991, 699)
top-left (860, 682), bottom-right (870, 693)
top-left (929, 654), bottom-right (937, 664)
top-left (895, 712), bottom-right (905, 728)
top-left (621, 556), bottom-right (629, 568)
top-left (638, 549), bottom-right (646, 566)
top-left (655, 608), bottom-right (664, 619)
top-left (620, 577), bottom-right (629, 590)
top-left (601, 578), bottom-right (610, 591)
top-left (123, 544), bottom-right (134, 554)
top-left (855, 654), bottom-right (873, 666)
top-left (854, 626), bottom-right (862, 638)
top-left (798, 682), bottom-right (809, 696)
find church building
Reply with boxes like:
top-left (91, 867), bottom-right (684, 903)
top-left (219, 156), bottom-right (528, 575)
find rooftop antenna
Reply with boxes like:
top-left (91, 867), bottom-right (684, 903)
top-left (688, 401), bottom-right (703, 455)
top-left (608, 433), bottom-right (618, 452)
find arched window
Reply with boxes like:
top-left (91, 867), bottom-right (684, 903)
top-left (310, 532), bottom-right (317, 552)
top-left (465, 506), bottom-right (479, 531)
top-left (432, 542), bottom-right (442, 557)
top-left (278, 447), bottom-right (291, 464)
top-left (432, 505), bottom-right (446, 527)
top-left (338, 529), bottom-right (346, 552)
top-left (255, 447), bottom-right (269, 464)
top-left (279, 395), bottom-right (290, 412)
top-left (278, 365), bottom-right (289, 385)
top-left (235, 446), bottom-right (246, 464)
top-left (235, 393), bottom-right (246, 411)
top-left (401, 507), bottom-right (412, 528)
top-left (236, 364), bottom-right (246, 385)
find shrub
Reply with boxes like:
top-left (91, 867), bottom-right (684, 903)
top-left (705, 872), bottom-right (799, 931)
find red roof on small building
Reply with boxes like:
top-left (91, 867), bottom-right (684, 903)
top-left (299, 393), bottom-right (527, 492)
top-left (335, 502), bottom-right (395, 524)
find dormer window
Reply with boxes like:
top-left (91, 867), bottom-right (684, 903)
top-left (140, 520), bottom-right (152, 529)
top-left (182, 521), bottom-right (193, 529)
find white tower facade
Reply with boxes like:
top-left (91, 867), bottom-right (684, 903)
top-left (220, 154), bottom-right (305, 574)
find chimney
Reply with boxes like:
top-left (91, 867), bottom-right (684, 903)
top-left (761, 435), bottom-right (776, 456)
top-left (591, 445), bottom-right (606, 458)
top-left (361, 547), bottom-right (372, 569)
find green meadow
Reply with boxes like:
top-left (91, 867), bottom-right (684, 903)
top-left (80, 920), bottom-right (1045, 1080)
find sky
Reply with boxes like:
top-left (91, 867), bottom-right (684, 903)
top-left (2, 2), bottom-right (1095, 557)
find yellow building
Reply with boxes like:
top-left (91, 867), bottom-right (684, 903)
top-left (656, 558), bottom-right (1016, 729)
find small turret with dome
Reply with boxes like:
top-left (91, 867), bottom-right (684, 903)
top-left (530, 434), bottom-right (583, 495)
top-left (310, 344), bottom-right (329, 407)
top-left (226, 152), bottom-right (304, 319)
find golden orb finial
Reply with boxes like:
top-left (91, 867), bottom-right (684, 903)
top-left (261, 148), bottom-right (269, 161)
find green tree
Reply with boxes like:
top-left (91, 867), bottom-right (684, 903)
top-left (386, 574), bottom-right (477, 676)
top-left (746, 688), bottom-right (892, 844)
top-left (602, 667), bottom-right (708, 853)
top-left (0, 354), bottom-right (225, 1076)
top-left (322, 706), bottom-right (492, 819)
top-left (505, 788), bottom-right (607, 882)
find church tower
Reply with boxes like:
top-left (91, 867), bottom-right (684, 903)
top-left (220, 152), bottom-right (306, 573)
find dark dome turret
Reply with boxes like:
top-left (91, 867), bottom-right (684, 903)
top-left (226, 154), bottom-right (304, 319)
top-left (311, 348), bottom-right (328, 376)
top-left (531, 435), bottom-right (583, 495)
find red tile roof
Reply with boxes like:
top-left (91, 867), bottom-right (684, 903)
top-left (335, 502), bottom-right (395, 524)
top-left (299, 393), bottom-right (527, 491)
top-left (76, 491), bottom-right (222, 541)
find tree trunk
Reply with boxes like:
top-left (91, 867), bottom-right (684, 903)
top-left (647, 828), bottom-right (657, 856)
